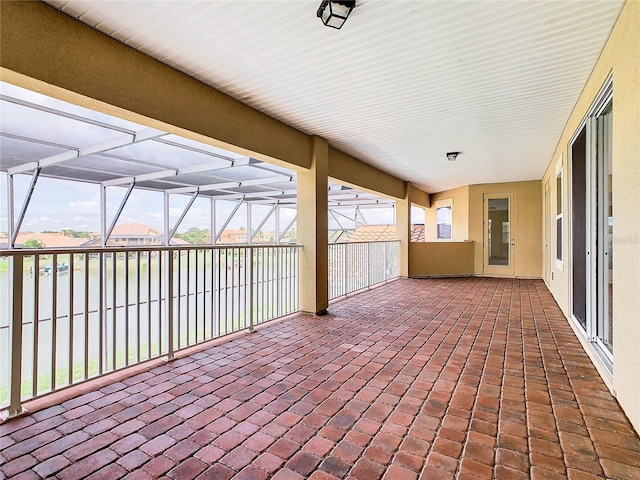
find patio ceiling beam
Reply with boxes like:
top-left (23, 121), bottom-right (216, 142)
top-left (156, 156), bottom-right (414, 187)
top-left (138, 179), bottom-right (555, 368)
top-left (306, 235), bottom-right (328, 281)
top-left (104, 182), bottom-right (136, 244)
top-left (215, 199), bottom-right (245, 243)
top-left (168, 191), bottom-right (199, 242)
top-left (8, 128), bottom-right (164, 175)
top-left (9, 167), bottom-right (40, 247)
top-left (251, 203), bottom-right (278, 242)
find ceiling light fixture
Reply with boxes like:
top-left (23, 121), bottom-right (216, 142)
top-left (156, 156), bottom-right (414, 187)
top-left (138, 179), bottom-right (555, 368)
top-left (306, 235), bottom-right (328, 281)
top-left (446, 152), bottom-right (460, 161)
top-left (317, 0), bottom-right (356, 29)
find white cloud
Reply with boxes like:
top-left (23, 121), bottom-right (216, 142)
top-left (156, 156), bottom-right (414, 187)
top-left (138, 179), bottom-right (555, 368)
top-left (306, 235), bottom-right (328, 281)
top-left (68, 199), bottom-right (99, 215)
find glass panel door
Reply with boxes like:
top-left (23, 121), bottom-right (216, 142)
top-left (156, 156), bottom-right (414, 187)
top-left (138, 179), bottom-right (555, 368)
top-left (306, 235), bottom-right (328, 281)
top-left (596, 108), bottom-right (613, 354)
top-left (571, 127), bottom-right (588, 329)
top-left (484, 193), bottom-right (515, 276)
top-left (571, 98), bottom-right (613, 362)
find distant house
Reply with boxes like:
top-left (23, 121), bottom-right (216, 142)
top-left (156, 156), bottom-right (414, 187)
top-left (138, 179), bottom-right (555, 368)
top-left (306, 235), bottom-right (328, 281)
top-left (217, 229), bottom-right (248, 244)
top-left (84, 223), bottom-right (190, 247)
top-left (2, 232), bottom-right (90, 249)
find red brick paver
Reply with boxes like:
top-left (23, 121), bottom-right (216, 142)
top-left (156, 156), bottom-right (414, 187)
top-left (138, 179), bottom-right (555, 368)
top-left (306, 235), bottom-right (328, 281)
top-left (2, 278), bottom-right (640, 479)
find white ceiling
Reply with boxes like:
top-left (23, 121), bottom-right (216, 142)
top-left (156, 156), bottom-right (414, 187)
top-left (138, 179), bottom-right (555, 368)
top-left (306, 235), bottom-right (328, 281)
top-left (45, 0), bottom-right (624, 193)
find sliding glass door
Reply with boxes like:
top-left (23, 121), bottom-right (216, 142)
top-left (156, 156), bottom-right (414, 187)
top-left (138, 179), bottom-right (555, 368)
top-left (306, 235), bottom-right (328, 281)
top-left (570, 88), bottom-right (613, 361)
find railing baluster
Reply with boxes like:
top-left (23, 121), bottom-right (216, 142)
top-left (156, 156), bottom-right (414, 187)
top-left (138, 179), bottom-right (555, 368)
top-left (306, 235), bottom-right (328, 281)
top-left (147, 250), bottom-right (152, 360)
top-left (99, 252), bottom-right (104, 375)
top-left (157, 249), bottom-right (162, 355)
top-left (209, 249), bottom-right (214, 339)
top-left (195, 249), bottom-right (199, 343)
top-left (51, 253), bottom-right (58, 389)
top-left (185, 249), bottom-right (189, 347)
top-left (248, 247), bottom-right (254, 332)
top-left (136, 250), bottom-right (141, 364)
top-left (111, 252), bottom-right (117, 372)
top-left (384, 241), bottom-right (388, 281)
top-left (84, 254), bottom-right (89, 380)
top-left (8, 254), bottom-right (24, 417)
top-left (124, 252), bottom-right (129, 367)
top-left (166, 250), bottom-right (174, 360)
top-left (177, 250), bottom-right (182, 349)
top-left (68, 254), bottom-right (74, 385)
top-left (32, 255), bottom-right (40, 398)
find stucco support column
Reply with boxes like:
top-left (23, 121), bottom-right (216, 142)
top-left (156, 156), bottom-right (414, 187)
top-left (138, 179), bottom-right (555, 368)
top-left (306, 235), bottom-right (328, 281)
top-left (396, 184), bottom-right (411, 277)
top-left (298, 136), bottom-right (329, 314)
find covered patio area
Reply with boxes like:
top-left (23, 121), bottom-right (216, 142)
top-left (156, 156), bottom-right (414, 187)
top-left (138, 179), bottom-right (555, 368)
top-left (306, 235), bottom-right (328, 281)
top-left (2, 277), bottom-right (639, 480)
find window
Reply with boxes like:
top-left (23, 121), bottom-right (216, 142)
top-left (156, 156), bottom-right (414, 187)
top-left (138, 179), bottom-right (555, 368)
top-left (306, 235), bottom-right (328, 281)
top-left (411, 206), bottom-right (425, 242)
top-left (556, 166), bottom-right (563, 264)
top-left (435, 199), bottom-right (452, 240)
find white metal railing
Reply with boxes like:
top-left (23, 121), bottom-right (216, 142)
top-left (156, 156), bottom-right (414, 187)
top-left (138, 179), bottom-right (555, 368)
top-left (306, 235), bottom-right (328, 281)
top-left (0, 244), bottom-right (300, 416)
top-left (328, 241), bottom-right (399, 300)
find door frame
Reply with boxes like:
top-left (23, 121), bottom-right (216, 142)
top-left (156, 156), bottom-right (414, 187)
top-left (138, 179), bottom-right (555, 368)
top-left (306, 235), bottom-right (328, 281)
top-left (544, 179), bottom-right (552, 285)
top-left (483, 192), bottom-right (515, 277)
top-left (569, 75), bottom-right (613, 366)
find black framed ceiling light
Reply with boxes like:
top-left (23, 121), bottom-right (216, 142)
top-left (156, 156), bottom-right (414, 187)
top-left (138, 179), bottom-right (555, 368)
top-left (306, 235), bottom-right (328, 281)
top-left (317, 0), bottom-right (356, 29)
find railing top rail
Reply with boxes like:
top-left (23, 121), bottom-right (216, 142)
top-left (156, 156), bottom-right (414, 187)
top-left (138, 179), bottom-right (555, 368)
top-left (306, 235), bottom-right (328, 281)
top-left (329, 240), bottom-right (400, 246)
top-left (0, 243), bottom-right (302, 256)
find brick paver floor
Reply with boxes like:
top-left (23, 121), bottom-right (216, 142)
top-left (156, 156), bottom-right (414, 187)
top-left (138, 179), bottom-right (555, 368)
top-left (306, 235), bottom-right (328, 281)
top-left (2, 277), bottom-right (640, 479)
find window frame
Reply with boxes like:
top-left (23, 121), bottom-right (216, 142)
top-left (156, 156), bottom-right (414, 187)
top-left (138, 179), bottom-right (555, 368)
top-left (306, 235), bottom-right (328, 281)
top-left (435, 198), bottom-right (453, 241)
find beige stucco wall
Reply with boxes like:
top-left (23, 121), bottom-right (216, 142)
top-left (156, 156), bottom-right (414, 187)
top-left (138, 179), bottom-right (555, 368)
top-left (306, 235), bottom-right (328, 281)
top-left (424, 186), bottom-right (470, 242)
top-left (541, 0), bottom-right (640, 433)
top-left (468, 181), bottom-right (542, 278)
top-left (409, 242), bottom-right (474, 277)
top-left (413, 180), bottom-right (541, 278)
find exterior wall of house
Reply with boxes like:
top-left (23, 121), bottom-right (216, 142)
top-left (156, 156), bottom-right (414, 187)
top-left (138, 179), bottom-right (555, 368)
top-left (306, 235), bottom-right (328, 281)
top-left (423, 186), bottom-right (470, 242)
top-left (417, 180), bottom-right (542, 278)
top-left (540, 0), bottom-right (640, 433)
top-left (468, 180), bottom-right (542, 278)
